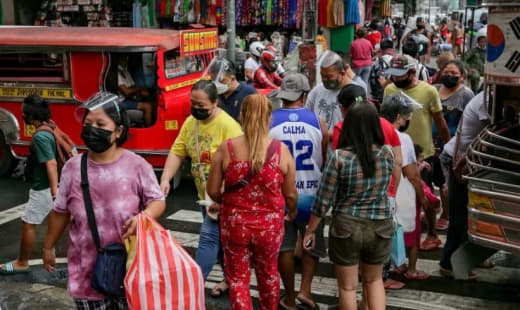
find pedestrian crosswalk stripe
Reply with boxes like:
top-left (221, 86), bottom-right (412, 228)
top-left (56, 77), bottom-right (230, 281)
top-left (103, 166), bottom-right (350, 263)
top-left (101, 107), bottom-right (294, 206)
top-left (168, 228), bottom-right (517, 286)
top-left (0, 203), bottom-right (26, 225)
top-left (205, 274), bottom-right (520, 310)
top-left (167, 210), bottom-right (447, 248)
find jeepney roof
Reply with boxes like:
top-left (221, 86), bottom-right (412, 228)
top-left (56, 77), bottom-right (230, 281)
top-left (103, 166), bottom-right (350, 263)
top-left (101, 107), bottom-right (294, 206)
top-left (0, 27), bottom-right (180, 52)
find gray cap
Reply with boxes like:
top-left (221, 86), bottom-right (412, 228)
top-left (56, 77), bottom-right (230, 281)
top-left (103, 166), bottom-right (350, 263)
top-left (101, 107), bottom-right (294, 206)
top-left (384, 55), bottom-right (418, 77)
top-left (276, 73), bottom-right (311, 102)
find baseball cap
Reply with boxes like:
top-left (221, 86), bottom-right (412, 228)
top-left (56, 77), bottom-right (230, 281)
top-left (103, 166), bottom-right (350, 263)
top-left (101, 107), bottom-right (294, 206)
top-left (276, 73), bottom-right (311, 101)
top-left (385, 55), bottom-right (418, 77)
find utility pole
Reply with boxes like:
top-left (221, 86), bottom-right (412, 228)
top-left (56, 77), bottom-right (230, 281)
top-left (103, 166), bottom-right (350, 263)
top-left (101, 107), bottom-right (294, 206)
top-left (226, 0), bottom-right (236, 63)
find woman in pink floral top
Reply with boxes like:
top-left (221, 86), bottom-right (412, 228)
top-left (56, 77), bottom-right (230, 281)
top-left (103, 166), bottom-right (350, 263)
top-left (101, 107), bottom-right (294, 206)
top-left (207, 94), bottom-right (298, 310)
top-left (42, 92), bottom-right (165, 309)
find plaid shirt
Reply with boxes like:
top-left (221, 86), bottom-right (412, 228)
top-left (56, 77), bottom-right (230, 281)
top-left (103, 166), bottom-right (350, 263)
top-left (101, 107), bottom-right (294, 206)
top-left (312, 145), bottom-right (394, 220)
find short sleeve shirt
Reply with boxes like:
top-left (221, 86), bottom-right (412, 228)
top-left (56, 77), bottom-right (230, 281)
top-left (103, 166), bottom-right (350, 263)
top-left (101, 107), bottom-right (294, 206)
top-left (397, 131), bottom-right (417, 168)
top-left (117, 70), bottom-right (135, 88)
top-left (350, 38), bottom-right (373, 68)
top-left (219, 82), bottom-right (257, 121)
top-left (432, 85), bottom-right (474, 138)
top-left (443, 92), bottom-right (488, 157)
top-left (31, 130), bottom-right (56, 190)
top-left (170, 111), bottom-right (243, 199)
top-left (384, 81), bottom-right (442, 159)
top-left (53, 150), bottom-right (165, 300)
top-left (244, 58), bottom-right (260, 81)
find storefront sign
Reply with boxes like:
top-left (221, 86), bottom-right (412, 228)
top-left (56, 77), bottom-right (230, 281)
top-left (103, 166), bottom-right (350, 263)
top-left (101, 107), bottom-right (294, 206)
top-left (485, 6), bottom-right (520, 82)
top-left (0, 87), bottom-right (72, 99)
top-left (180, 29), bottom-right (218, 56)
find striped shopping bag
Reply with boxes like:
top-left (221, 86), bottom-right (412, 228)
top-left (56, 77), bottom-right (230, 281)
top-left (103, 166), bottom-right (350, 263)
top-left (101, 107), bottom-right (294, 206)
top-left (124, 213), bottom-right (205, 310)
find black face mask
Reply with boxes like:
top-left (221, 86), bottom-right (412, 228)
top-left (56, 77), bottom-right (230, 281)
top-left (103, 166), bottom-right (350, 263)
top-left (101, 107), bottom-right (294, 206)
top-left (81, 125), bottom-right (114, 153)
top-left (392, 75), bottom-right (412, 89)
top-left (191, 107), bottom-right (211, 120)
top-left (399, 119), bottom-right (410, 132)
top-left (416, 24), bottom-right (425, 30)
top-left (440, 75), bottom-right (460, 88)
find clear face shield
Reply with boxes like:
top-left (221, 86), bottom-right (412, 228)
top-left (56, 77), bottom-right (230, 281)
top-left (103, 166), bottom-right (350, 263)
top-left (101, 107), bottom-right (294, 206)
top-left (74, 92), bottom-right (122, 123)
top-left (202, 57), bottom-right (232, 95)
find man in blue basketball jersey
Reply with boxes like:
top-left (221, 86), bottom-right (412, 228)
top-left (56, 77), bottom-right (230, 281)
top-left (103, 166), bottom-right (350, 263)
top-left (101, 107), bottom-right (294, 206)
top-left (270, 73), bottom-right (328, 309)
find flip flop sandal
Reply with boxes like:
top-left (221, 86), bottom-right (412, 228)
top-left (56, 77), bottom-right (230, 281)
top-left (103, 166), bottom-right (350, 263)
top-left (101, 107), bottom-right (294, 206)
top-left (384, 279), bottom-right (405, 290)
top-left (392, 264), bottom-right (408, 275)
top-left (420, 238), bottom-right (442, 251)
top-left (296, 299), bottom-right (320, 310)
top-left (404, 270), bottom-right (430, 280)
top-left (435, 218), bottom-right (449, 231)
top-left (0, 262), bottom-right (30, 275)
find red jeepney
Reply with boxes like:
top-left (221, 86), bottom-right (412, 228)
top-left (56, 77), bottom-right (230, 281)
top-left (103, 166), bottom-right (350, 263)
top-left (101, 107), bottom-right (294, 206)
top-left (0, 26), bottom-right (218, 175)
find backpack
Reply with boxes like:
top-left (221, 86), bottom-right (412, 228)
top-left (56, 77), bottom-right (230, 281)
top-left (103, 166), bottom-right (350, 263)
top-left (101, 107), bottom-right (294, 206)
top-left (369, 56), bottom-right (391, 101)
top-left (24, 121), bottom-right (77, 182)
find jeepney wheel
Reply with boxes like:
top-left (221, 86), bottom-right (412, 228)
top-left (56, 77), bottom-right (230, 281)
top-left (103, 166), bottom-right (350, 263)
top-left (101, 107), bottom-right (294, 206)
top-left (0, 131), bottom-right (15, 176)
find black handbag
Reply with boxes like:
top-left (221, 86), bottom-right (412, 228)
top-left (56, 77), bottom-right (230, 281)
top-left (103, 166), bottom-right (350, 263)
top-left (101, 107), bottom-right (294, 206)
top-left (81, 153), bottom-right (127, 297)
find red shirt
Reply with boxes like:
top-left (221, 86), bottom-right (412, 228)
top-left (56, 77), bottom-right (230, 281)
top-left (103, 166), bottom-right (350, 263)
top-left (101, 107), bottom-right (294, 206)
top-left (365, 31), bottom-right (382, 48)
top-left (332, 117), bottom-right (400, 196)
top-left (350, 38), bottom-right (373, 68)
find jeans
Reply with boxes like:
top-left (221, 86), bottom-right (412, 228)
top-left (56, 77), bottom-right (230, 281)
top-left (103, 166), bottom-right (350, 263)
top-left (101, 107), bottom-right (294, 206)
top-left (195, 204), bottom-right (223, 281)
top-left (439, 154), bottom-right (469, 270)
top-left (353, 66), bottom-right (371, 87)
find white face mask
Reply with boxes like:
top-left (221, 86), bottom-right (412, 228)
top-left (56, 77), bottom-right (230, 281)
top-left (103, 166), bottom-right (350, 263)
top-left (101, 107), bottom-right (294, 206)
top-left (215, 81), bottom-right (230, 95)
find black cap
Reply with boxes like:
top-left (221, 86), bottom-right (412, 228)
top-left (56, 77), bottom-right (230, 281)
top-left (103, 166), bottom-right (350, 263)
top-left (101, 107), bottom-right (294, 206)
top-left (416, 17), bottom-right (424, 23)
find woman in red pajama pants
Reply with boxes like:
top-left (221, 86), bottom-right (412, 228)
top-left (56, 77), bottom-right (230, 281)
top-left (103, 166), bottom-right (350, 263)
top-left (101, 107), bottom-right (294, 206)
top-left (208, 93), bottom-right (298, 310)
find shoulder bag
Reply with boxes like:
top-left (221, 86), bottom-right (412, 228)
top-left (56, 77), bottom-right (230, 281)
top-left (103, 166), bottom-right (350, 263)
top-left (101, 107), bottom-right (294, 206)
top-left (81, 153), bottom-right (127, 297)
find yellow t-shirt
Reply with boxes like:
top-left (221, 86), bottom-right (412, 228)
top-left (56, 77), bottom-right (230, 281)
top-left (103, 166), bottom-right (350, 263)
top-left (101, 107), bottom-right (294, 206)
top-left (170, 110), bottom-right (243, 199)
top-left (384, 81), bottom-right (442, 158)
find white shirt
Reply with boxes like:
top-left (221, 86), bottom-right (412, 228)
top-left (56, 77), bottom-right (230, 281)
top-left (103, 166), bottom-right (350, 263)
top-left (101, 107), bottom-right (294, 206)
top-left (397, 130), bottom-right (417, 168)
top-left (118, 70), bottom-right (135, 88)
top-left (244, 58), bottom-right (260, 81)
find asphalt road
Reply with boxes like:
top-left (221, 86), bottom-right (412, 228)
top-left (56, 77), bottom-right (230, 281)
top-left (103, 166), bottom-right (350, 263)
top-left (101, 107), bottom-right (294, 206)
top-left (1, 174), bottom-right (520, 309)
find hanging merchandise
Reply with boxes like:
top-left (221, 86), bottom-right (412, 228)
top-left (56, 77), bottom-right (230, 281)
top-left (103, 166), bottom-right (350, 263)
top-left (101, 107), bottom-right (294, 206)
top-left (215, 0), bottom-right (222, 25)
top-left (318, 0), bottom-right (327, 26)
top-left (358, 0), bottom-right (364, 25)
top-left (345, 0), bottom-right (360, 25)
top-left (365, 0), bottom-right (373, 21)
top-left (380, 0), bottom-right (391, 18)
top-left (332, 0), bottom-right (344, 26)
top-left (326, 0), bottom-right (336, 28)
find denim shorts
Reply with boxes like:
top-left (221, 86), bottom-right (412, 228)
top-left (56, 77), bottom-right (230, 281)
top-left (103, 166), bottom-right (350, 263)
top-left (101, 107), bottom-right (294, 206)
top-left (328, 214), bottom-right (393, 266)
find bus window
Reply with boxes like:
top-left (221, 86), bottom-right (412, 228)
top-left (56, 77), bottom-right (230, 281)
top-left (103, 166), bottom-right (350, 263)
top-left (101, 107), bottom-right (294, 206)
top-left (0, 52), bottom-right (68, 83)
top-left (164, 50), bottom-right (205, 79)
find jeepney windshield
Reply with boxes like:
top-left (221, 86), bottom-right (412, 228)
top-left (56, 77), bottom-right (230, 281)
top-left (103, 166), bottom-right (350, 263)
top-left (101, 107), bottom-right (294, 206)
top-left (164, 50), bottom-right (206, 79)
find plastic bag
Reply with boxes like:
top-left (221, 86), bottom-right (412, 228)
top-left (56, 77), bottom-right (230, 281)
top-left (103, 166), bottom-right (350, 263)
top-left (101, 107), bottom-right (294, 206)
top-left (390, 223), bottom-right (408, 267)
top-left (395, 176), bottom-right (416, 232)
top-left (124, 213), bottom-right (205, 310)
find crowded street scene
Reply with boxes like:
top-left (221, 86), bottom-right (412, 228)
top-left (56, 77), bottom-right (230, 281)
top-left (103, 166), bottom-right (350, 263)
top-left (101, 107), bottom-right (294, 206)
top-left (0, 0), bottom-right (519, 309)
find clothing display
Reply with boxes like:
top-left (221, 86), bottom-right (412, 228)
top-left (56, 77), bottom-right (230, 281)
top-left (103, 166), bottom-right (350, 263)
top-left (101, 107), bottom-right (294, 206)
top-left (344, 0), bottom-right (360, 25)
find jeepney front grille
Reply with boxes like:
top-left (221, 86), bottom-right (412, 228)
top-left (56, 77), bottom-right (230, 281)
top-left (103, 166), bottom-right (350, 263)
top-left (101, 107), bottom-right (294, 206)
top-left (503, 228), bottom-right (520, 245)
top-left (494, 200), bottom-right (520, 218)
